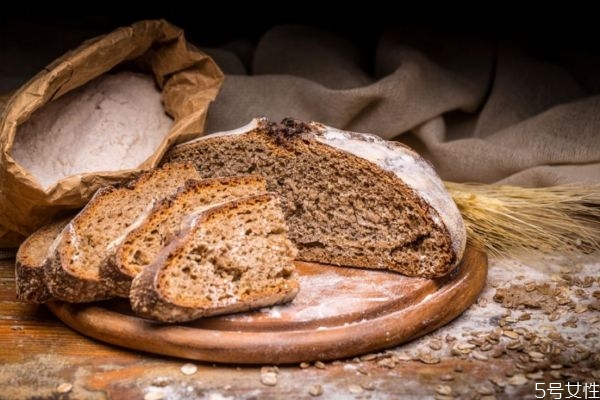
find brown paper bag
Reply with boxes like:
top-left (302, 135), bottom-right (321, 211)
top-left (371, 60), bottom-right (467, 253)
top-left (0, 19), bottom-right (224, 247)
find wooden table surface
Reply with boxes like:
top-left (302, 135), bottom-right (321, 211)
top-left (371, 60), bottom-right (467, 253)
top-left (1, 255), bottom-right (598, 400)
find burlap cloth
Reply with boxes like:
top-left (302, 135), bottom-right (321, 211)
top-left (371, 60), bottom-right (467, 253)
top-left (204, 25), bottom-right (600, 187)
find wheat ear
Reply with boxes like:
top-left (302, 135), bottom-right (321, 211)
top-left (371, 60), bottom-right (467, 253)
top-left (445, 182), bottom-right (600, 257)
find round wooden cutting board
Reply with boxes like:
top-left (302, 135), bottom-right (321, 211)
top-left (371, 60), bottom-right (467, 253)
top-left (48, 245), bottom-right (487, 364)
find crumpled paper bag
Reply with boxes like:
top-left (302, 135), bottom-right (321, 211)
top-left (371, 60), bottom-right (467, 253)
top-left (0, 19), bottom-right (223, 247)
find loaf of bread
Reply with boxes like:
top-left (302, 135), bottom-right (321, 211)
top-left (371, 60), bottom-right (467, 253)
top-left (15, 217), bottom-right (71, 303)
top-left (163, 118), bottom-right (466, 278)
top-left (102, 175), bottom-right (268, 297)
top-left (130, 193), bottom-right (298, 323)
top-left (46, 163), bottom-right (200, 302)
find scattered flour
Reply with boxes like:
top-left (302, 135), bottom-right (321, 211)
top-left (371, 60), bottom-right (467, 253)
top-left (12, 72), bottom-right (173, 188)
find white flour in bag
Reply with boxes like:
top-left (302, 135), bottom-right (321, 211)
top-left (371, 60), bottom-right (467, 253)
top-left (12, 72), bottom-right (173, 189)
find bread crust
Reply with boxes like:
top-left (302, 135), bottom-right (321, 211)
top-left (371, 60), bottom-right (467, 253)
top-left (15, 217), bottom-right (71, 303)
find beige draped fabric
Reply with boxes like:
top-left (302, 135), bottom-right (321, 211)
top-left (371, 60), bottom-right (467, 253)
top-left (204, 25), bottom-right (600, 187)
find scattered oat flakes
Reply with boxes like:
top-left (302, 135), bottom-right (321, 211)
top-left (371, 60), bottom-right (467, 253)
top-left (300, 362), bottom-right (310, 369)
top-left (395, 354), bottom-right (412, 362)
top-left (377, 358), bottom-right (396, 369)
top-left (180, 363), bottom-right (198, 375)
top-left (518, 313), bottom-right (531, 321)
top-left (428, 339), bottom-right (443, 351)
top-left (314, 361), bottom-right (326, 369)
top-left (418, 353), bottom-right (441, 364)
top-left (507, 374), bottom-right (528, 386)
top-left (144, 390), bottom-right (166, 400)
top-left (575, 304), bottom-right (589, 313)
top-left (472, 351), bottom-right (488, 361)
top-left (476, 385), bottom-right (494, 395)
top-left (308, 384), bottom-right (323, 397)
top-left (260, 372), bottom-right (278, 386)
top-left (528, 351), bottom-right (543, 360)
top-left (56, 383), bottom-right (72, 393)
top-left (526, 371), bottom-right (544, 380)
top-left (435, 384), bottom-right (452, 395)
top-left (502, 330), bottom-right (519, 340)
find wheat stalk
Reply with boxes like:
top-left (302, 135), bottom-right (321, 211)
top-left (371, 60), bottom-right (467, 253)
top-left (445, 182), bottom-right (600, 257)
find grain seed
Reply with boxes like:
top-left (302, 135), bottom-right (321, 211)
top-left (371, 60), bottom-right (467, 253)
top-left (300, 362), bottom-right (310, 369)
top-left (502, 330), bottom-right (519, 340)
top-left (476, 385), bottom-right (494, 395)
top-left (309, 384), bottom-right (323, 397)
top-left (575, 304), bottom-right (588, 313)
top-left (526, 371), bottom-right (544, 380)
top-left (435, 385), bottom-right (452, 396)
top-left (528, 351), bottom-right (544, 360)
top-left (507, 374), bottom-right (528, 386)
top-left (428, 340), bottom-right (443, 351)
top-left (260, 372), bottom-right (278, 386)
top-left (419, 354), bottom-right (441, 364)
top-left (144, 391), bottom-right (166, 400)
top-left (180, 363), bottom-right (198, 376)
top-left (314, 361), bottom-right (326, 369)
top-left (56, 383), bottom-right (73, 393)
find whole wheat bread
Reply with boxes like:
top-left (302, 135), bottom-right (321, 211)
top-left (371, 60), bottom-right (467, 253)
top-left (130, 193), bottom-right (298, 323)
top-left (102, 175), bottom-right (267, 297)
top-left (164, 118), bottom-right (466, 278)
top-left (46, 163), bottom-right (200, 302)
top-left (15, 216), bottom-right (71, 303)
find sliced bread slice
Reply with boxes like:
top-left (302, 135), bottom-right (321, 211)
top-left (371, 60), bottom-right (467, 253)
top-left (102, 175), bottom-right (268, 297)
top-left (130, 193), bottom-right (298, 323)
top-left (15, 216), bottom-right (71, 303)
top-left (46, 163), bottom-right (200, 302)
top-left (163, 118), bottom-right (466, 278)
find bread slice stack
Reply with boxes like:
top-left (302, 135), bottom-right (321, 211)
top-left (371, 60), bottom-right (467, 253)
top-left (130, 193), bottom-right (298, 323)
top-left (102, 175), bottom-right (268, 297)
top-left (46, 163), bottom-right (201, 302)
top-left (16, 163), bottom-right (298, 322)
top-left (15, 117), bottom-right (466, 324)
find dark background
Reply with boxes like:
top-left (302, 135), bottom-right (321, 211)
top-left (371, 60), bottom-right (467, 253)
top-left (1, 8), bottom-right (599, 92)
